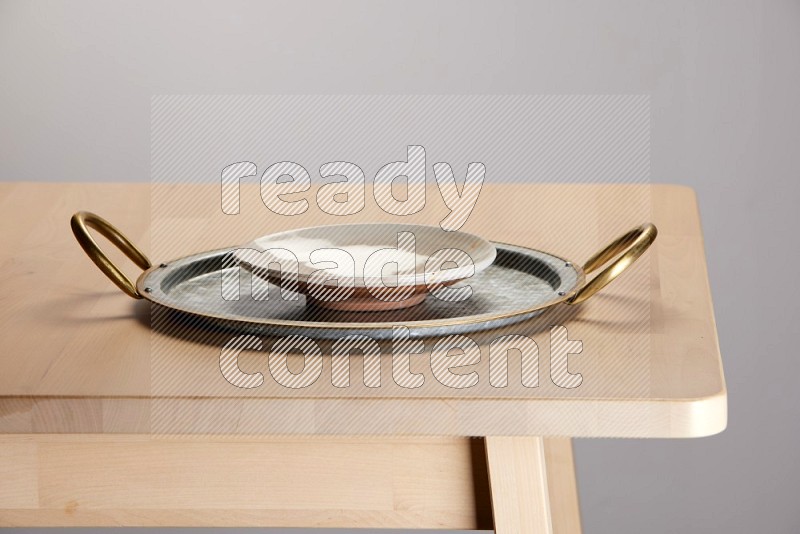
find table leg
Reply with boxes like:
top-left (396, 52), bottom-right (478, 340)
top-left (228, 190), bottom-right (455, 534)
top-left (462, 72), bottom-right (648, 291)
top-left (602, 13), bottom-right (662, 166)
top-left (484, 437), bottom-right (581, 534)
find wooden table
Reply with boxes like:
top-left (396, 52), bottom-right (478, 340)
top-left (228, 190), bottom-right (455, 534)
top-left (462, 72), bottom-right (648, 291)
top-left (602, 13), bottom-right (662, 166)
top-left (0, 182), bottom-right (726, 532)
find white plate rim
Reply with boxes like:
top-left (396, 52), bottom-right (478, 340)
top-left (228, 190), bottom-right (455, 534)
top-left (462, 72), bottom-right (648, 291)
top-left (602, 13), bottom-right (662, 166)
top-left (232, 222), bottom-right (497, 288)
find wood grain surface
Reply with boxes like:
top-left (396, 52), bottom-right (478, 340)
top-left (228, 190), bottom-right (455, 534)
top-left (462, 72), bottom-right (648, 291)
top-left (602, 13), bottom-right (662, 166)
top-left (0, 183), bottom-right (726, 438)
top-left (0, 434), bottom-right (494, 528)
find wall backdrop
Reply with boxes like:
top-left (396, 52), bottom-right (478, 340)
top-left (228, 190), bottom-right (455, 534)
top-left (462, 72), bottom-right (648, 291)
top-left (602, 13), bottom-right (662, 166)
top-left (1, 1), bottom-right (798, 532)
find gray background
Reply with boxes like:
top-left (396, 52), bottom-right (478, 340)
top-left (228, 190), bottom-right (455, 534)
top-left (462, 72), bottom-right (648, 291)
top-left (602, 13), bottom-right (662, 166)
top-left (1, 0), bottom-right (798, 532)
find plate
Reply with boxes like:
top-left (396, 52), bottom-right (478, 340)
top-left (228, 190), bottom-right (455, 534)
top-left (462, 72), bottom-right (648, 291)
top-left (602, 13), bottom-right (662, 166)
top-left (233, 223), bottom-right (496, 312)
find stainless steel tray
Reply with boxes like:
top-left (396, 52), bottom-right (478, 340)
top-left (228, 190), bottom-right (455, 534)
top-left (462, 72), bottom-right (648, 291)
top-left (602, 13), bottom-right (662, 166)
top-left (71, 212), bottom-right (657, 339)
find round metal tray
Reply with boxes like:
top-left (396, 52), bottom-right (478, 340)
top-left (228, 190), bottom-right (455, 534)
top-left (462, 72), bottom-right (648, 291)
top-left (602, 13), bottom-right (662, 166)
top-left (70, 212), bottom-right (657, 339)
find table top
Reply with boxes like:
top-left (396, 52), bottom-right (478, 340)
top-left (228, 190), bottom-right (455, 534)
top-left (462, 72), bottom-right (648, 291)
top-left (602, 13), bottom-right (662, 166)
top-left (0, 182), bottom-right (726, 438)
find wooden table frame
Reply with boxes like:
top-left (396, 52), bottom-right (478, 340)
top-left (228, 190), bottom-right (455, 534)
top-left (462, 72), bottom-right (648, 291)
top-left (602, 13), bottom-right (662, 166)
top-left (0, 434), bottom-right (578, 532)
top-left (0, 183), bottom-right (726, 532)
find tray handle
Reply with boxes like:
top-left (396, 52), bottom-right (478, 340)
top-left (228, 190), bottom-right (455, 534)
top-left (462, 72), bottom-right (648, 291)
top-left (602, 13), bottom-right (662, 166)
top-left (567, 223), bottom-right (658, 305)
top-left (70, 211), bottom-right (152, 299)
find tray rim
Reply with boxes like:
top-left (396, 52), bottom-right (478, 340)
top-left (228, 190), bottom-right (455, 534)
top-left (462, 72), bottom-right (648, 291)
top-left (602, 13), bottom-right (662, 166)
top-left (136, 241), bottom-right (585, 331)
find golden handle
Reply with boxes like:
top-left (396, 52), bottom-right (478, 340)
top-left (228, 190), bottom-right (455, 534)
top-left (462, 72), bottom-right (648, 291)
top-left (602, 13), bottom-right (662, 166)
top-left (70, 211), bottom-right (152, 299)
top-left (567, 223), bottom-right (658, 305)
